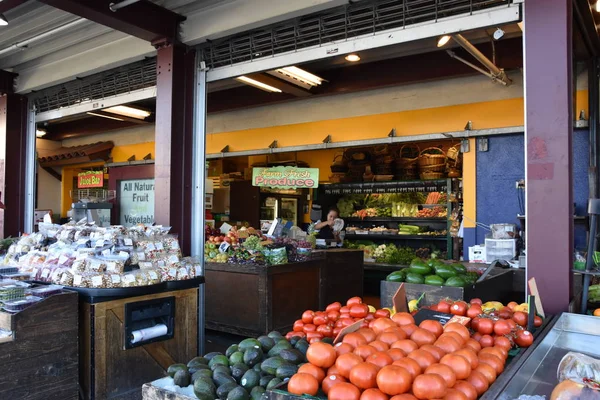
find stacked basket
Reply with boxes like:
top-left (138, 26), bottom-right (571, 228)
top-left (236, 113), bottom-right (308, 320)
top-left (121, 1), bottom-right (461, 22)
top-left (446, 144), bottom-right (462, 178)
top-left (345, 149), bottom-right (371, 182)
top-left (372, 145), bottom-right (394, 180)
top-left (395, 144), bottom-right (420, 181)
top-left (418, 147), bottom-right (447, 180)
top-left (329, 153), bottom-right (348, 183)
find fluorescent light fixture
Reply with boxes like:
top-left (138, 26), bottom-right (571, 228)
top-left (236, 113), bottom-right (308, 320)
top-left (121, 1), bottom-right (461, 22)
top-left (274, 66), bottom-right (324, 87)
top-left (235, 76), bottom-right (282, 93)
top-left (345, 54), bottom-right (361, 62)
top-left (103, 105), bottom-right (150, 119)
top-left (87, 112), bottom-right (125, 121)
top-left (437, 35), bottom-right (451, 47)
top-left (36, 129), bottom-right (46, 138)
top-left (596, 1), bottom-right (600, 12)
top-left (0, 14), bottom-right (8, 26)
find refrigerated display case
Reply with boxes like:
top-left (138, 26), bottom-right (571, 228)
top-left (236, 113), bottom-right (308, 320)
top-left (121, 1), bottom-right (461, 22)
top-left (280, 197), bottom-right (298, 225)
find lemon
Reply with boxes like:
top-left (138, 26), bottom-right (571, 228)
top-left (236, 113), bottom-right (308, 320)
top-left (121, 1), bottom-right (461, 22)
top-left (367, 305), bottom-right (377, 313)
top-left (408, 299), bottom-right (419, 312)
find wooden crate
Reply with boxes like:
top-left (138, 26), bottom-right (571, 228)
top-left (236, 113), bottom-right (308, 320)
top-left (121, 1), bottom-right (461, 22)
top-left (316, 249), bottom-right (364, 309)
top-left (205, 260), bottom-right (320, 337)
top-left (0, 291), bottom-right (79, 400)
top-left (80, 288), bottom-right (198, 400)
top-left (380, 269), bottom-right (515, 308)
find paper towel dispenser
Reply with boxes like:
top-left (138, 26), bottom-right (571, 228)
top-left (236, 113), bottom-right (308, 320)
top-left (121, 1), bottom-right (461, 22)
top-left (124, 297), bottom-right (175, 349)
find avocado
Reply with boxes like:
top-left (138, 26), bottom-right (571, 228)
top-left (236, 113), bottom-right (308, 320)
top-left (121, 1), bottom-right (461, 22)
top-left (213, 366), bottom-right (231, 377)
top-left (238, 338), bottom-right (262, 352)
top-left (240, 369), bottom-right (261, 391)
top-left (243, 347), bottom-right (263, 367)
top-left (279, 349), bottom-right (304, 365)
top-left (259, 375), bottom-right (274, 387)
top-left (434, 265), bottom-right (457, 279)
top-left (214, 372), bottom-right (237, 387)
top-left (210, 355), bottom-right (230, 369)
top-left (424, 275), bottom-right (445, 286)
top-left (193, 377), bottom-right (216, 400)
top-left (321, 337), bottom-right (334, 345)
top-left (231, 363), bottom-right (250, 382)
top-left (289, 336), bottom-right (300, 347)
top-left (275, 364), bottom-right (298, 379)
top-left (405, 272), bottom-right (425, 284)
top-left (266, 377), bottom-right (283, 390)
top-left (188, 363), bottom-right (211, 375)
top-left (261, 356), bottom-right (285, 375)
top-left (167, 364), bottom-right (188, 378)
top-left (191, 369), bottom-right (213, 383)
top-left (256, 336), bottom-right (276, 352)
top-left (444, 276), bottom-right (467, 287)
top-left (267, 340), bottom-right (292, 357)
top-left (267, 331), bottom-right (284, 341)
top-left (294, 339), bottom-right (309, 356)
top-left (217, 382), bottom-right (239, 399)
top-left (173, 370), bottom-right (191, 387)
top-left (252, 362), bottom-right (262, 373)
top-left (187, 356), bottom-right (209, 368)
top-left (204, 351), bottom-right (224, 361)
top-left (250, 386), bottom-right (266, 400)
top-left (226, 344), bottom-right (240, 357)
top-left (229, 351), bottom-right (244, 365)
top-left (227, 386), bottom-right (250, 400)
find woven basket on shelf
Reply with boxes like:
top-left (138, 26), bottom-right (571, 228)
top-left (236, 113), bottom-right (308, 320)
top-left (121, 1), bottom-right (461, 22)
top-left (418, 147), bottom-right (446, 170)
top-left (330, 154), bottom-right (348, 173)
top-left (420, 170), bottom-right (446, 180)
top-left (419, 163), bottom-right (446, 173)
top-left (395, 144), bottom-right (420, 180)
top-left (373, 144), bottom-right (390, 156)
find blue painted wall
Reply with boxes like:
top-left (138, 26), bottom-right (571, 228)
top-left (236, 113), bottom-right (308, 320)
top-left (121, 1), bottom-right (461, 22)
top-left (473, 130), bottom-right (589, 252)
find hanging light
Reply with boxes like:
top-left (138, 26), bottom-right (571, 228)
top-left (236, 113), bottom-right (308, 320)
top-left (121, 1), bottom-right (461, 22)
top-left (235, 76), bottom-right (282, 93)
top-left (36, 129), bottom-right (47, 138)
top-left (437, 35), bottom-right (452, 47)
top-left (345, 54), bottom-right (361, 62)
top-left (103, 105), bottom-right (151, 119)
top-left (274, 66), bottom-right (324, 87)
top-left (87, 112), bottom-right (125, 121)
top-left (0, 14), bottom-right (8, 26)
top-left (596, 1), bottom-right (600, 12)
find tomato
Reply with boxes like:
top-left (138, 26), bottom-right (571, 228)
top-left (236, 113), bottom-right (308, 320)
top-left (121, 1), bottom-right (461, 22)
top-left (434, 336), bottom-right (462, 354)
top-left (392, 357), bottom-right (422, 380)
top-left (307, 341), bottom-right (337, 368)
top-left (350, 304), bottom-right (369, 318)
top-left (340, 318), bottom-right (355, 328)
top-left (317, 324), bottom-right (333, 337)
top-left (391, 339), bottom-right (419, 354)
top-left (498, 309), bottom-right (513, 320)
top-left (444, 323), bottom-right (470, 343)
top-left (478, 354), bottom-right (504, 374)
top-left (379, 331), bottom-right (407, 346)
top-left (288, 373), bottom-right (319, 396)
top-left (410, 328), bottom-right (437, 347)
top-left (377, 365), bottom-right (412, 396)
top-left (437, 300), bottom-right (452, 313)
top-left (365, 313), bottom-right (376, 321)
top-left (387, 348), bottom-right (406, 361)
top-left (464, 339), bottom-right (481, 353)
top-left (466, 305), bottom-right (482, 319)
top-left (470, 317), bottom-right (480, 332)
top-left (293, 319), bottom-right (305, 332)
top-left (327, 302), bottom-right (342, 312)
top-left (287, 331), bottom-right (306, 339)
top-left (328, 365), bottom-right (341, 376)
top-left (392, 312), bottom-right (415, 326)
top-left (453, 348), bottom-right (479, 369)
top-left (328, 382), bottom-right (361, 400)
top-left (453, 381), bottom-right (478, 400)
top-left (440, 332), bottom-right (464, 346)
top-left (441, 353), bottom-right (472, 380)
top-left (356, 328), bottom-right (377, 343)
top-left (347, 297), bottom-right (363, 307)
top-left (420, 345), bottom-right (446, 362)
top-left (306, 331), bottom-right (323, 342)
top-left (333, 327), bottom-right (342, 337)
top-left (479, 335), bottom-right (494, 348)
top-left (366, 351), bottom-right (393, 369)
top-left (303, 323), bottom-right (317, 333)
top-left (471, 332), bottom-right (482, 342)
top-left (493, 320), bottom-right (512, 336)
top-left (302, 310), bottom-right (315, 324)
top-left (372, 318), bottom-right (398, 335)
top-left (506, 301), bottom-right (518, 311)
top-left (354, 344), bottom-right (378, 360)
top-left (349, 362), bottom-right (379, 390)
top-left (298, 363), bottom-right (326, 383)
top-left (340, 306), bottom-right (350, 314)
top-left (450, 301), bottom-right (468, 316)
top-left (475, 363), bottom-right (497, 384)
top-left (361, 388), bottom-right (390, 400)
top-left (327, 310), bottom-right (341, 321)
top-left (322, 374), bottom-right (347, 395)
top-left (407, 349), bottom-right (437, 371)
top-left (399, 323), bottom-right (419, 337)
top-left (313, 314), bottom-right (329, 326)
top-left (285, 331), bottom-right (295, 340)
top-left (515, 330), bottom-right (534, 347)
top-left (479, 347), bottom-right (506, 361)
top-left (335, 353), bottom-right (363, 378)
top-left (494, 336), bottom-right (512, 351)
top-left (445, 388), bottom-right (469, 400)
top-left (370, 340), bottom-right (390, 352)
top-left (506, 319), bottom-right (517, 330)
top-left (534, 316), bottom-right (543, 327)
top-left (412, 373), bottom-right (448, 400)
top-left (374, 309), bottom-right (391, 319)
top-left (343, 332), bottom-right (368, 347)
top-left (470, 298), bottom-right (483, 306)
top-left (467, 371), bottom-right (489, 395)
top-left (419, 320), bottom-right (444, 338)
top-left (425, 363), bottom-right (457, 388)
top-left (429, 304), bottom-right (439, 311)
top-left (476, 319), bottom-right (494, 335)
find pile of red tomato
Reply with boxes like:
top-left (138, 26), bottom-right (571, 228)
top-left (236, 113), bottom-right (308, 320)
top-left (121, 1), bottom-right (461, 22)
top-left (285, 297), bottom-right (392, 343)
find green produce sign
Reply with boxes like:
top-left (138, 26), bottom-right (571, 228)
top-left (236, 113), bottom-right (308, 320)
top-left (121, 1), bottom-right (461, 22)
top-left (252, 167), bottom-right (319, 189)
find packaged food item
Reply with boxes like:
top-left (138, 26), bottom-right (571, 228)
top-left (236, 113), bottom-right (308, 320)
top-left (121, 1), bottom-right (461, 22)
top-left (85, 258), bottom-right (107, 273)
top-left (59, 271), bottom-right (74, 286)
top-left (121, 273), bottom-right (137, 288)
top-left (177, 266), bottom-right (191, 281)
top-left (134, 271), bottom-right (148, 287)
top-left (72, 273), bottom-right (91, 288)
top-left (159, 266), bottom-right (178, 282)
top-left (106, 273), bottom-right (122, 288)
top-left (0, 284), bottom-right (26, 301)
top-left (265, 247), bottom-right (288, 265)
top-left (70, 259), bottom-right (86, 273)
top-left (558, 352), bottom-right (600, 387)
top-left (29, 285), bottom-right (62, 298)
top-left (89, 273), bottom-right (107, 289)
top-left (3, 296), bottom-right (42, 312)
top-left (146, 269), bottom-right (161, 285)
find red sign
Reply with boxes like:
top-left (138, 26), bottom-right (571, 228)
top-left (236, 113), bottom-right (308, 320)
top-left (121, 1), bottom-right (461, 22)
top-left (78, 171), bottom-right (104, 188)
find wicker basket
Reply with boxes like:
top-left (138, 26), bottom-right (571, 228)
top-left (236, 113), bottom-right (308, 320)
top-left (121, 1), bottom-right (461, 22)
top-left (420, 170), bottom-right (446, 180)
top-left (395, 144), bottom-right (420, 180)
top-left (419, 163), bottom-right (446, 173)
top-left (374, 175), bottom-right (394, 182)
top-left (329, 173), bottom-right (346, 183)
top-left (330, 154), bottom-right (348, 173)
top-left (373, 144), bottom-right (390, 156)
top-left (418, 147), bottom-right (446, 170)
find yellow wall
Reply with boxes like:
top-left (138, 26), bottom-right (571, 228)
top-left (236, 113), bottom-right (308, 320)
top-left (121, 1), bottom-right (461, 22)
top-left (111, 142), bottom-right (155, 163)
top-left (462, 138), bottom-right (477, 229)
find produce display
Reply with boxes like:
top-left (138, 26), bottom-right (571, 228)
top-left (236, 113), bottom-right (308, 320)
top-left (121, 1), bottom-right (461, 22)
top-left (337, 193), bottom-right (446, 219)
top-left (346, 225), bottom-right (447, 237)
top-left (1, 222), bottom-right (200, 288)
top-left (386, 258), bottom-right (479, 288)
top-left (281, 297), bottom-right (541, 400)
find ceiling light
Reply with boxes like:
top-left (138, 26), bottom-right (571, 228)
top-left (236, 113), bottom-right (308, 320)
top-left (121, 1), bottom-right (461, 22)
top-left (596, 1), bottom-right (600, 12)
top-left (345, 54), bottom-right (361, 62)
top-left (275, 67), bottom-right (324, 87)
top-left (493, 27), bottom-right (505, 40)
top-left (0, 14), bottom-right (8, 26)
top-left (437, 35), bottom-right (451, 47)
top-left (36, 129), bottom-right (46, 138)
top-left (235, 76), bottom-right (282, 93)
top-left (103, 105), bottom-right (151, 119)
top-left (86, 112), bottom-right (125, 121)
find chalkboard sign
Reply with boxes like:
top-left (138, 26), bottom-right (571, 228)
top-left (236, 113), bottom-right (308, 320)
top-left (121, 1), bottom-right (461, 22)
top-left (413, 309), bottom-right (454, 326)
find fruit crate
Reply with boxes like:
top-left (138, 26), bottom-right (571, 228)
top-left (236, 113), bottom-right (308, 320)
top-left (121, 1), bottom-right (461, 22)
top-left (380, 268), bottom-right (516, 307)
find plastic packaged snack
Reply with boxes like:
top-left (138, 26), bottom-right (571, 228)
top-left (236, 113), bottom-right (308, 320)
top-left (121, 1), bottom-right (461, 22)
top-left (134, 271), bottom-right (148, 287)
top-left (146, 269), bottom-right (161, 285)
top-left (121, 273), bottom-right (137, 288)
top-left (265, 247), bottom-right (288, 265)
top-left (558, 352), bottom-right (600, 387)
top-left (3, 296), bottom-right (42, 312)
top-left (59, 271), bottom-right (74, 287)
top-left (72, 273), bottom-right (91, 288)
top-left (177, 266), bottom-right (191, 281)
top-left (0, 284), bottom-right (26, 301)
top-left (159, 266), bottom-right (178, 282)
top-left (89, 273), bottom-right (107, 289)
top-left (85, 258), bottom-right (107, 273)
top-left (29, 285), bottom-right (62, 298)
top-left (106, 273), bottom-right (122, 288)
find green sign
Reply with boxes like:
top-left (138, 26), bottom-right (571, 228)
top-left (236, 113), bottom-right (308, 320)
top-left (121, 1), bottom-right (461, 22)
top-left (252, 167), bottom-right (319, 189)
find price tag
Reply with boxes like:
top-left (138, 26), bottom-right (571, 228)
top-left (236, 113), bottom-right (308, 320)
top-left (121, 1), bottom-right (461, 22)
top-left (58, 255), bottom-right (69, 265)
top-left (73, 275), bottom-right (83, 286)
top-left (95, 240), bottom-right (105, 248)
top-left (106, 262), bottom-right (117, 272)
top-left (155, 242), bottom-right (164, 251)
top-left (334, 319), bottom-right (364, 344)
top-left (124, 238), bottom-right (133, 246)
top-left (219, 242), bottom-right (230, 253)
top-left (77, 239), bottom-right (88, 245)
top-left (413, 309), bottom-right (454, 326)
top-left (102, 249), bottom-right (111, 257)
top-left (146, 243), bottom-right (156, 251)
top-left (119, 251), bottom-right (129, 258)
top-left (111, 275), bottom-right (121, 284)
top-left (91, 276), bottom-right (103, 287)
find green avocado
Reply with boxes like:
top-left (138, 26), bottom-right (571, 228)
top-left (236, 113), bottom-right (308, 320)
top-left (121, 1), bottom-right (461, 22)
top-left (250, 386), bottom-right (266, 400)
top-left (451, 263), bottom-right (467, 274)
top-left (229, 351), bottom-right (244, 366)
top-left (294, 339), bottom-right (309, 356)
top-left (187, 357), bottom-right (209, 368)
top-left (267, 340), bottom-right (292, 357)
top-left (259, 375), bottom-right (274, 387)
top-left (261, 357), bottom-right (285, 375)
top-left (240, 369), bottom-right (261, 391)
top-left (239, 338), bottom-right (262, 353)
top-left (267, 331), bottom-right (284, 341)
top-left (210, 355), bottom-right (230, 369)
top-left (193, 377), bottom-right (216, 400)
top-left (256, 336), bottom-right (276, 352)
top-left (167, 364), bottom-right (188, 378)
top-left (217, 382), bottom-right (239, 399)
top-left (231, 363), bottom-right (250, 382)
top-left (266, 377), bottom-right (283, 390)
top-left (188, 363), bottom-right (210, 375)
top-left (279, 349), bottom-right (304, 365)
top-left (408, 260), bottom-right (432, 275)
top-left (243, 347), bottom-right (263, 367)
top-left (213, 365), bottom-right (231, 376)
top-left (191, 369), bottom-right (213, 383)
top-left (227, 386), bottom-right (250, 400)
top-left (214, 372), bottom-right (237, 387)
top-left (204, 352), bottom-right (224, 361)
top-left (173, 370), bottom-right (191, 387)
top-left (226, 344), bottom-right (240, 358)
top-left (405, 272), bottom-right (425, 284)
top-left (424, 275), bottom-right (445, 286)
top-left (275, 364), bottom-right (298, 379)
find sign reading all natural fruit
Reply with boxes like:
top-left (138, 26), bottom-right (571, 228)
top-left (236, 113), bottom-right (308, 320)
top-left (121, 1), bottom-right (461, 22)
top-left (252, 167), bottom-right (319, 189)
top-left (77, 170), bottom-right (104, 188)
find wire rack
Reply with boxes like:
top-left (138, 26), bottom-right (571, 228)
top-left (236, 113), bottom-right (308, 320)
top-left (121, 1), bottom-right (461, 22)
top-left (70, 189), bottom-right (116, 203)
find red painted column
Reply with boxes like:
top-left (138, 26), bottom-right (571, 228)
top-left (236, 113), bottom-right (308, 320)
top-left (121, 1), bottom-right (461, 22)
top-left (524, 0), bottom-right (573, 313)
top-left (0, 94), bottom-right (28, 238)
top-left (154, 43), bottom-right (195, 255)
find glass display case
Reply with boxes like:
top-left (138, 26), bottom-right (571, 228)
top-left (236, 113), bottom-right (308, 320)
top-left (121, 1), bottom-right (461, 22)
top-left (484, 313), bottom-right (600, 399)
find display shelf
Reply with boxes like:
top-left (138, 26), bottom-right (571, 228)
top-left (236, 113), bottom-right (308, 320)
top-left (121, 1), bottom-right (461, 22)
top-left (344, 217), bottom-right (447, 223)
top-left (572, 269), bottom-right (600, 276)
top-left (321, 179), bottom-right (448, 195)
top-left (345, 233), bottom-right (447, 241)
top-left (364, 262), bottom-right (408, 271)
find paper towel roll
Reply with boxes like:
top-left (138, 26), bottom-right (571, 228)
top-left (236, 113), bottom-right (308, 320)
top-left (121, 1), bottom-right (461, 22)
top-left (131, 324), bottom-right (168, 344)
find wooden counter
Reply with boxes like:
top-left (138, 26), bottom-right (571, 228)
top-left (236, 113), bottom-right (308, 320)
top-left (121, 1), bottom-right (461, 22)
top-left (0, 291), bottom-right (79, 400)
top-left (313, 249), bottom-right (364, 308)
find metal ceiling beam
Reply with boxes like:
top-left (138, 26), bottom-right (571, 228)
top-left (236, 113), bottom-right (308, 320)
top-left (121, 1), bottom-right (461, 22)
top-left (0, 0), bottom-right (29, 14)
top-left (573, 0), bottom-right (600, 57)
top-left (37, 0), bottom-right (185, 43)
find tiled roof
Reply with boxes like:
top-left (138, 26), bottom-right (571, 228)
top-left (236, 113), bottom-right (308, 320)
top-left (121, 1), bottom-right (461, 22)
top-left (38, 141), bottom-right (114, 167)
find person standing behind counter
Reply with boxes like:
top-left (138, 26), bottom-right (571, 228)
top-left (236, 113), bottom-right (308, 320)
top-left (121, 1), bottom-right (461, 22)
top-left (314, 207), bottom-right (344, 244)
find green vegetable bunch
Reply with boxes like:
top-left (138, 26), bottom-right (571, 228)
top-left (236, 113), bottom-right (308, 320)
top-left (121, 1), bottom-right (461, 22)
top-left (243, 235), bottom-right (263, 252)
